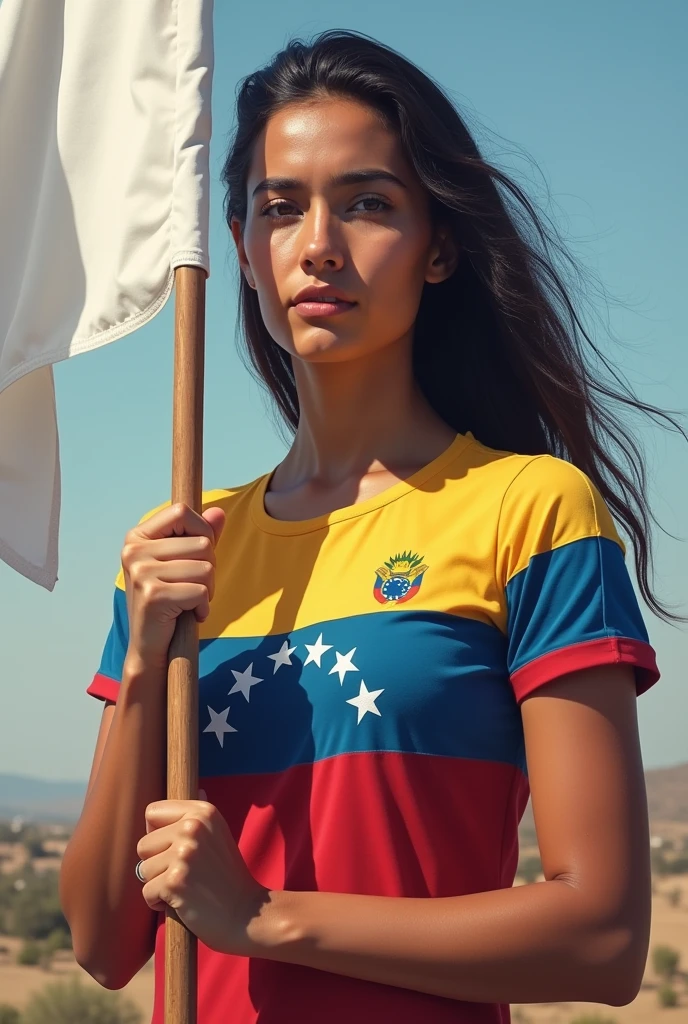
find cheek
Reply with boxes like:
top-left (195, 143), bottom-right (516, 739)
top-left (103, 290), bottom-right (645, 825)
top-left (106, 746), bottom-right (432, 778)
top-left (244, 229), bottom-right (292, 338)
top-left (358, 228), bottom-right (429, 321)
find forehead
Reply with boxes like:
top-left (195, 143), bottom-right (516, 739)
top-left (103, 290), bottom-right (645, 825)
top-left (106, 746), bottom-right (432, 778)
top-left (248, 97), bottom-right (409, 183)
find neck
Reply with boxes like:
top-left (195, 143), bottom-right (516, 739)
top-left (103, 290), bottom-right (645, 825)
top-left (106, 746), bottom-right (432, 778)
top-left (277, 337), bottom-right (456, 486)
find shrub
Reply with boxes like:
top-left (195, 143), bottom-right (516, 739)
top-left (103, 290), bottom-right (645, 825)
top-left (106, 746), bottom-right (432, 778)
top-left (652, 943), bottom-right (680, 979)
top-left (651, 850), bottom-right (672, 875)
top-left (0, 1005), bottom-right (21, 1024)
top-left (45, 927), bottom-right (72, 952)
top-left (21, 976), bottom-right (142, 1024)
top-left (17, 938), bottom-right (42, 965)
top-left (10, 870), bottom-right (67, 940)
top-left (23, 837), bottom-right (46, 859)
top-left (517, 855), bottom-right (542, 884)
top-left (657, 983), bottom-right (678, 1008)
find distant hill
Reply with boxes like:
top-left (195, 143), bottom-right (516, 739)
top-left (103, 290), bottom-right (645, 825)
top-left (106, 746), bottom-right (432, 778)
top-left (645, 761), bottom-right (688, 823)
top-left (1, 762), bottom-right (686, 825)
top-left (0, 773), bottom-right (86, 822)
top-left (518, 761), bottom-right (688, 839)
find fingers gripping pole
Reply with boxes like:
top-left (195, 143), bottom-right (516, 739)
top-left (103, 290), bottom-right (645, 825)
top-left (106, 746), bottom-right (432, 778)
top-left (166, 266), bottom-right (206, 1024)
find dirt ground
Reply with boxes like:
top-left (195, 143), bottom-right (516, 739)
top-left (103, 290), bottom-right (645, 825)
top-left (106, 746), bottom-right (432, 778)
top-left (0, 936), bottom-right (154, 1013)
top-left (0, 876), bottom-right (686, 1022)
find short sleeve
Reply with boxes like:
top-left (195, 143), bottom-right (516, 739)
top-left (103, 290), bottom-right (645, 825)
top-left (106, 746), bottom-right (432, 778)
top-left (86, 578), bottom-right (129, 703)
top-left (497, 456), bottom-right (660, 703)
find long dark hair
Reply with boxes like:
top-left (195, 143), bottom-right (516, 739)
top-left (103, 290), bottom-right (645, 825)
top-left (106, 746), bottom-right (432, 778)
top-left (222, 29), bottom-right (685, 621)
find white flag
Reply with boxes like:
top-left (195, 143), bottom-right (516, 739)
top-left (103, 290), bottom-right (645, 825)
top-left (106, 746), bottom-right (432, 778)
top-left (0, 0), bottom-right (214, 589)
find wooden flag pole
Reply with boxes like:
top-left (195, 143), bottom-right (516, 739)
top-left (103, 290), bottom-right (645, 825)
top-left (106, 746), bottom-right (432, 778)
top-left (166, 265), bottom-right (206, 1024)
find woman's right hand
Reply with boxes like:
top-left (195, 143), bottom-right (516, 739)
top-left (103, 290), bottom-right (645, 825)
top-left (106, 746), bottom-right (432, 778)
top-left (121, 502), bottom-right (227, 670)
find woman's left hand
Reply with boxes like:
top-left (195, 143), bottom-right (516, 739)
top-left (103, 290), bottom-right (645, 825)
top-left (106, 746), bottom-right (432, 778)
top-left (136, 794), bottom-right (269, 955)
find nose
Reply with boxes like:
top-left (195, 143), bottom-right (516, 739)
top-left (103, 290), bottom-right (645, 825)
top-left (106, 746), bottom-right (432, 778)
top-left (299, 202), bottom-right (344, 274)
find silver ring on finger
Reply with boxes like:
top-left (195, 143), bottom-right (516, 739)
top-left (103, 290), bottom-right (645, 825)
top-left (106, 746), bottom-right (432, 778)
top-left (135, 859), bottom-right (146, 883)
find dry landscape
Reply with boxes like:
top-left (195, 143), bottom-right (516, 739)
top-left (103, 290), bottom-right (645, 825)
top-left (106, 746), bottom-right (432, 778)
top-left (1, 877), bottom-right (687, 1022)
top-left (1, 764), bottom-right (686, 1022)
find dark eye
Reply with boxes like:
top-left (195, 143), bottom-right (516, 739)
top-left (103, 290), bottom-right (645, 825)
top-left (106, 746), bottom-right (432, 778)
top-left (351, 196), bottom-right (391, 213)
top-left (261, 200), bottom-right (299, 218)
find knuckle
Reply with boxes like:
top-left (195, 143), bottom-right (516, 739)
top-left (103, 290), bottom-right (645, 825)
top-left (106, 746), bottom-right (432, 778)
top-left (175, 839), bottom-right (197, 860)
top-left (121, 541), bottom-right (138, 568)
top-left (168, 863), bottom-right (188, 888)
top-left (182, 817), bottom-right (203, 838)
top-left (128, 560), bottom-right (147, 585)
top-left (196, 535), bottom-right (213, 556)
top-left (141, 578), bottom-right (163, 603)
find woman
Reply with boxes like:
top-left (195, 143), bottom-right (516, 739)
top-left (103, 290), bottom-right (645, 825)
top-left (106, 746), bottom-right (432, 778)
top-left (61, 30), bottom-right (677, 1024)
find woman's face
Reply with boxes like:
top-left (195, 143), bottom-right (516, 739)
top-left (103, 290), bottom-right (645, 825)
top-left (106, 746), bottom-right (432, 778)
top-left (232, 96), bottom-right (456, 365)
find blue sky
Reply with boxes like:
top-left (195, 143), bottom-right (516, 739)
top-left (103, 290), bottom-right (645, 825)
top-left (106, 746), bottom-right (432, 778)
top-left (1, 0), bottom-right (686, 780)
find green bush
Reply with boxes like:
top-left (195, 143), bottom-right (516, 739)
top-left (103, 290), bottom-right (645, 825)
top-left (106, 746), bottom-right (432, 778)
top-left (0, 1005), bottom-right (21, 1024)
top-left (17, 938), bottom-right (42, 965)
top-left (0, 872), bottom-right (21, 933)
top-left (652, 850), bottom-right (688, 875)
top-left (652, 943), bottom-right (680, 979)
top-left (21, 976), bottom-right (142, 1024)
top-left (45, 927), bottom-right (72, 952)
top-left (657, 983), bottom-right (678, 1008)
top-left (23, 838), bottom-right (45, 859)
top-left (9, 871), bottom-right (67, 940)
top-left (651, 850), bottom-right (672, 875)
top-left (517, 855), bottom-right (542, 884)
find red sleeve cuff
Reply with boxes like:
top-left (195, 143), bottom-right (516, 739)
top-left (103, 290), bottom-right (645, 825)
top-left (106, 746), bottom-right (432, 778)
top-left (511, 636), bottom-right (660, 703)
top-left (87, 672), bottom-right (121, 703)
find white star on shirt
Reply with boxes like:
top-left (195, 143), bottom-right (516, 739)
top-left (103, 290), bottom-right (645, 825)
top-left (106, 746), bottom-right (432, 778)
top-left (304, 633), bottom-right (332, 668)
top-left (346, 681), bottom-right (384, 724)
top-left (329, 647), bottom-right (359, 685)
top-left (203, 706), bottom-right (237, 747)
top-left (229, 663), bottom-right (263, 702)
top-left (267, 640), bottom-right (296, 673)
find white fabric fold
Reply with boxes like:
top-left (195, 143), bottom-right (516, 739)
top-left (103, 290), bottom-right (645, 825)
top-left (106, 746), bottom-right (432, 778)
top-left (0, 0), bottom-right (214, 589)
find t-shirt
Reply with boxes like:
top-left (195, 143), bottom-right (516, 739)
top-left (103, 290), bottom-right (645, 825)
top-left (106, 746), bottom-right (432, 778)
top-left (88, 431), bottom-right (659, 1024)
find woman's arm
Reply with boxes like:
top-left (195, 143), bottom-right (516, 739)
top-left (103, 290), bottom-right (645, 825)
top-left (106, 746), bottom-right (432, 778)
top-left (138, 663), bottom-right (650, 1005)
top-left (60, 657), bottom-right (167, 988)
top-left (242, 663), bottom-right (650, 1006)
top-left (60, 501), bottom-right (226, 989)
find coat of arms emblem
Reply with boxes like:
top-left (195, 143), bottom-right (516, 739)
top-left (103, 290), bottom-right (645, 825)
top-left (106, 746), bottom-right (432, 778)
top-left (373, 550), bottom-right (429, 605)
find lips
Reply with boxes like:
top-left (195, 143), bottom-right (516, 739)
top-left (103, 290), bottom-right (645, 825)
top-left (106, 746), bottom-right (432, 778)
top-left (292, 298), bottom-right (356, 318)
top-left (291, 285), bottom-right (357, 319)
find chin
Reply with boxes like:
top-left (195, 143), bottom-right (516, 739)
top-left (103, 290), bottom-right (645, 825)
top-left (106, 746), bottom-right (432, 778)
top-left (289, 329), bottom-right (368, 364)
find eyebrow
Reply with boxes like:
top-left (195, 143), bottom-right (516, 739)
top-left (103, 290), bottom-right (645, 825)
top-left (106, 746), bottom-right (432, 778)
top-left (251, 169), bottom-right (408, 198)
